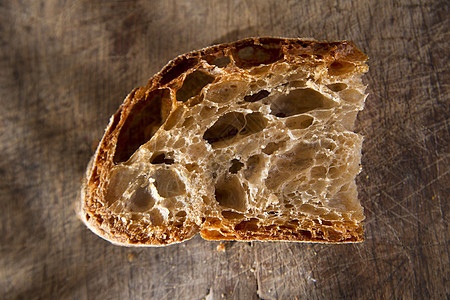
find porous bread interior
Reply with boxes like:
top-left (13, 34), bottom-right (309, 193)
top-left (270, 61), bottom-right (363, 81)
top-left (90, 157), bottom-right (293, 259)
top-left (95, 46), bottom-right (368, 245)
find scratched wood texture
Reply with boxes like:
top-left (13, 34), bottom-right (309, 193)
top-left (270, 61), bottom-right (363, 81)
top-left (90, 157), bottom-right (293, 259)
top-left (0, 0), bottom-right (448, 299)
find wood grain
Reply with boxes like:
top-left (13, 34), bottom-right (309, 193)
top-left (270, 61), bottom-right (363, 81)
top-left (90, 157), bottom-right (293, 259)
top-left (0, 0), bottom-right (448, 299)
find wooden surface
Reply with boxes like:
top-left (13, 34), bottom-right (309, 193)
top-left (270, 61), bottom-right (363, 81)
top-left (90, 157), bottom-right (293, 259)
top-left (0, 0), bottom-right (448, 299)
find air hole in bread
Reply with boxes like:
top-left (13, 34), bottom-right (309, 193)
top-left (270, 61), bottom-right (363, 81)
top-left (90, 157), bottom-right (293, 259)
top-left (234, 218), bottom-right (259, 231)
top-left (285, 115), bottom-right (314, 130)
top-left (339, 89), bottom-right (364, 104)
top-left (200, 106), bottom-right (216, 119)
top-left (186, 94), bottom-right (204, 107)
top-left (300, 203), bottom-right (327, 215)
top-left (160, 57), bottom-right (199, 85)
top-left (150, 152), bottom-right (175, 165)
top-left (161, 198), bottom-right (177, 210)
top-left (310, 166), bottom-right (327, 179)
top-left (175, 210), bottom-right (186, 218)
top-left (325, 142), bottom-right (337, 151)
top-left (287, 70), bottom-right (308, 81)
top-left (233, 43), bottom-right (283, 68)
top-left (241, 112), bottom-right (266, 135)
top-left (229, 159), bottom-right (244, 174)
top-left (265, 143), bottom-right (316, 190)
top-left (182, 116), bottom-right (195, 128)
top-left (164, 106), bottom-right (184, 130)
top-left (262, 140), bottom-right (286, 155)
top-left (114, 89), bottom-right (171, 163)
top-left (203, 112), bottom-right (245, 145)
top-left (328, 61), bottom-right (355, 76)
top-left (279, 223), bottom-right (296, 230)
top-left (259, 37), bottom-right (284, 48)
top-left (206, 81), bottom-right (247, 103)
top-left (326, 83), bottom-right (347, 92)
top-left (322, 211), bottom-right (341, 221)
top-left (215, 175), bottom-right (247, 211)
top-left (244, 154), bottom-right (265, 183)
top-left (328, 166), bottom-right (344, 179)
top-left (185, 163), bottom-right (199, 172)
top-left (322, 220), bottom-right (333, 226)
top-left (176, 70), bottom-right (215, 102)
top-left (222, 210), bottom-right (245, 220)
top-left (248, 65), bottom-right (271, 76)
top-left (270, 88), bottom-right (334, 118)
top-left (174, 210), bottom-right (187, 225)
top-left (298, 230), bottom-right (312, 239)
top-left (149, 209), bottom-right (164, 226)
top-left (288, 80), bottom-right (306, 88)
top-left (126, 185), bottom-right (155, 212)
top-left (173, 138), bottom-right (185, 149)
top-left (152, 169), bottom-right (185, 198)
top-left (244, 90), bottom-right (270, 102)
top-left (105, 167), bottom-right (139, 206)
top-left (211, 55), bottom-right (231, 67)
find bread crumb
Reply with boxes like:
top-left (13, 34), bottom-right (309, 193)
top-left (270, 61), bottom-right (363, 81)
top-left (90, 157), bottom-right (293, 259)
top-left (127, 253), bottom-right (135, 262)
top-left (80, 38), bottom-right (368, 247)
top-left (217, 242), bottom-right (226, 252)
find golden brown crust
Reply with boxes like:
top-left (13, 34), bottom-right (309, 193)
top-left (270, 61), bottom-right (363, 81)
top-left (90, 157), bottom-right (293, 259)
top-left (200, 217), bottom-right (364, 243)
top-left (78, 37), bottom-right (368, 246)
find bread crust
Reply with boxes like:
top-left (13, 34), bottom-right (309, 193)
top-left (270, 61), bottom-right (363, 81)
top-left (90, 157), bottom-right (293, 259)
top-left (78, 37), bottom-right (368, 246)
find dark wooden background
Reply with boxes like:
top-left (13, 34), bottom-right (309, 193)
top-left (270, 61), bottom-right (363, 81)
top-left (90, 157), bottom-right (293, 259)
top-left (0, 0), bottom-right (448, 299)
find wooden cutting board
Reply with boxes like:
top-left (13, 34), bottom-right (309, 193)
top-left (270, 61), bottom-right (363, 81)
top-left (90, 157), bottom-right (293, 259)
top-left (0, 0), bottom-right (448, 299)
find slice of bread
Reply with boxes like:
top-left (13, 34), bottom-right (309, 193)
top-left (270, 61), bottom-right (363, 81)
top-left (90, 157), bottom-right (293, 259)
top-left (78, 37), bottom-right (369, 246)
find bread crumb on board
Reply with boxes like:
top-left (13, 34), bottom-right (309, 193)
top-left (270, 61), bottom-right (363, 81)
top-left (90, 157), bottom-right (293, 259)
top-left (216, 242), bottom-right (226, 252)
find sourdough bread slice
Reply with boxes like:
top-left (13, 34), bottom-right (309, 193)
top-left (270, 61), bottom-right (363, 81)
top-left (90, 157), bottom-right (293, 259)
top-left (79, 37), bottom-right (369, 246)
